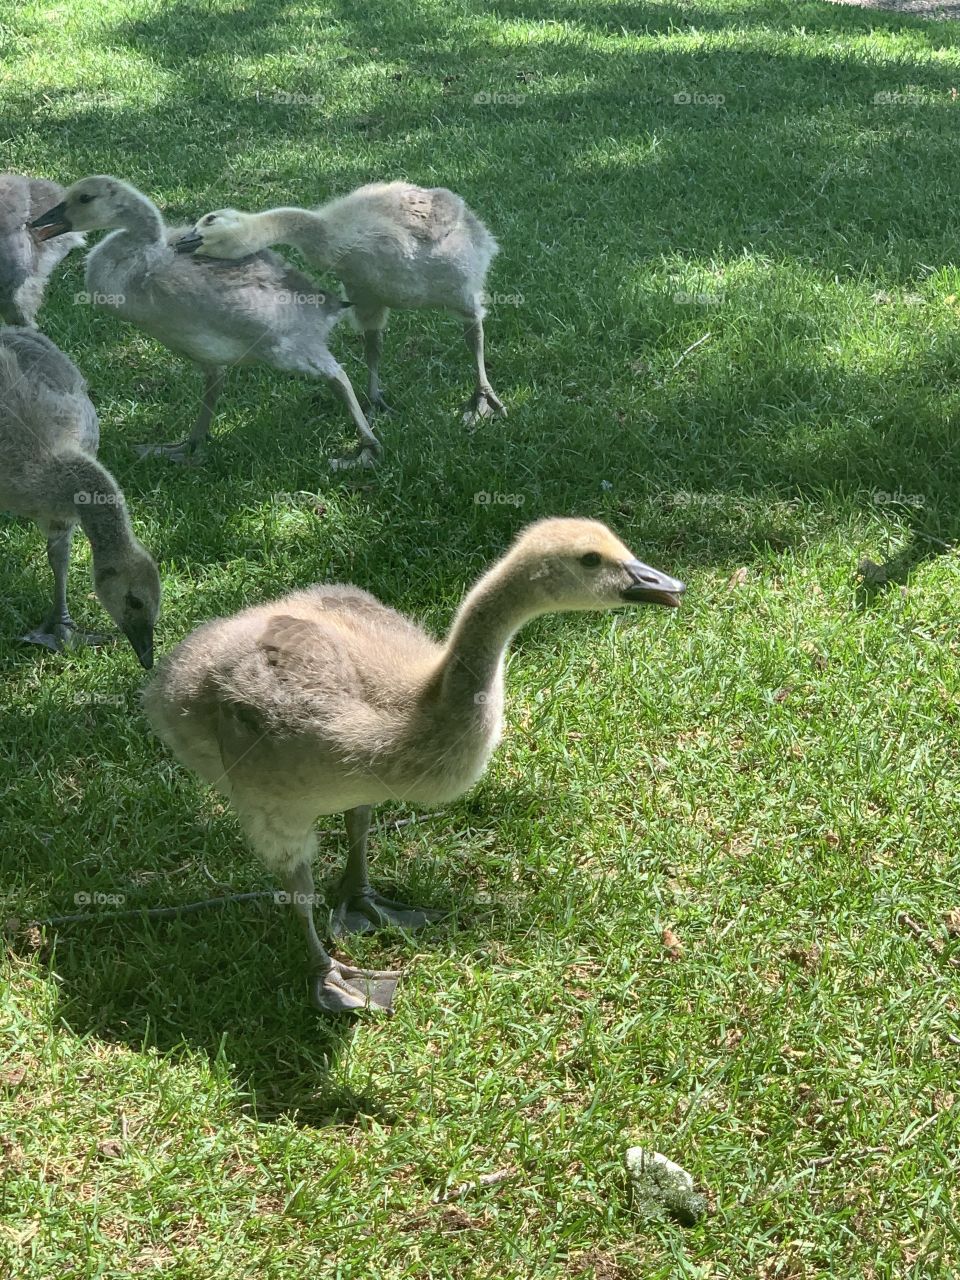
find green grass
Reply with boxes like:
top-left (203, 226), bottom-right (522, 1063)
top-left (2, 0), bottom-right (960, 1275)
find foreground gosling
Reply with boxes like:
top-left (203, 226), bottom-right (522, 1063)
top-left (0, 328), bottom-right (160, 665)
top-left (31, 176), bottom-right (378, 468)
top-left (143, 519), bottom-right (684, 1013)
top-left (0, 174), bottom-right (84, 327)
top-left (176, 181), bottom-right (505, 422)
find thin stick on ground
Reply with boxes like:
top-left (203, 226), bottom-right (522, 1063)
top-left (897, 911), bottom-right (960, 969)
top-left (672, 332), bottom-right (712, 371)
top-left (436, 1166), bottom-right (517, 1201)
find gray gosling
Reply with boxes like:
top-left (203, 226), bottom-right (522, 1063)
top-left (176, 181), bottom-right (505, 423)
top-left (0, 327), bottom-right (160, 665)
top-left (0, 174), bottom-right (84, 328)
top-left (30, 176), bottom-right (379, 469)
top-left (142, 518), bottom-right (684, 1014)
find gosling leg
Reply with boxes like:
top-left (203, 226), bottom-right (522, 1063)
top-left (22, 525), bottom-right (111, 652)
top-left (331, 805), bottom-right (444, 936)
top-left (462, 316), bottom-right (506, 424)
top-left (283, 859), bottom-right (400, 1013)
top-left (135, 366), bottom-right (225, 463)
top-left (326, 365), bottom-right (382, 473)
top-left (363, 328), bottom-right (392, 415)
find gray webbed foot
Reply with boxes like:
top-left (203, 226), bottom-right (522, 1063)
top-left (134, 439), bottom-right (203, 465)
top-left (368, 393), bottom-right (394, 417)
top-left (331, 889), bottom-right (445, 937)
top-left (311, 959), bottom-right (401, 1014)
top-left (462, 385), bottom-right (506, 425)
top-left (328, 446), bottom-right (379, 473)
top-left (22, 618), bottom-right (112, 653)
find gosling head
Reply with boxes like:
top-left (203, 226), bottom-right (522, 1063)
top-left (30, 176), bottom-right (136, 239)
top-left (93, 546), bottom-right (162, 669)
top-left (507, 518), bottom-right (685, 614)
top-left (174, 209), bottom-right (254, 258)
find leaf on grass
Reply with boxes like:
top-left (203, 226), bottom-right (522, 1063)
top-left (1, 1137), bottom-right (24, 1168)
top-left (727, 567), bottom-right (749, 589)
top-left (724, 1026), bottom-right (745, 1051)
top-left (569, 1251), bottom-right (630, 1280)
top-left (857, 558), bottom-right (888, 585)
top-left (97, 1139), bottom-right (123, 1160)
top-left (786, 944), bottom-right (821, 971)
top-left (943, 909), bottom-right (960, 937)
top-left (401, 1206), bottom-right (483, 1233)
top-left (661, 927), bottom-right (684, 960)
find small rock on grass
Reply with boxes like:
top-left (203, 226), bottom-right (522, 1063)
top-left (624, 1147), bottom-right (708, 1227)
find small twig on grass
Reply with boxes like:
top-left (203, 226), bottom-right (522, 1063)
top-left (380, 810), bottom-right (447, 833)
top-left (897, 912), bottom-right (960, 969)
top-left (671, 332), bottom-right (712, 371)
top-left (32, 890), bottom-right (276, 929)
top-left (898, 1112), bottom-right (943, 1148)
top-left (436, 1166), bottom-right (517, 1202)
top-left (807, 1146), bottom-right (889, 1171)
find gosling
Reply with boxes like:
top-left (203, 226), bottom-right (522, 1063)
top-left (0, 327), bottom-right (161, 665)
top-left (142, 519), bottom-right (684, 1013)
top-left (30, 176), bottom-right (379, 468)
top-left (176, 182), bottom-right (505, 422)
top-left (0, 174), bottom-right (84, 328)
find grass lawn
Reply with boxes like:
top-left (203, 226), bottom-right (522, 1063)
top-left (2, 0), bottom-right (960, 1275)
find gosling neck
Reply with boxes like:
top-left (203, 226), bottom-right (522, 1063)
top-left (112, 189), bottom-right (166, 245)
top-left (249, 208), bottom-right (329, 259)
top-left (51, 453), bottom-right (134, 560)
top-left (439, 557), bottom-right (542, 708)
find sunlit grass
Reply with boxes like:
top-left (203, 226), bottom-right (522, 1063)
top-left (2, 0), bottom-right (960, 1276)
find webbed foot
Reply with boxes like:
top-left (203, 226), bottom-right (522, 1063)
top-left (310, 958), bottom-right (401, 1014)
top-left (462, 385), bottom-right (506, 425)
top-left (332, 889), bottom-right (445, 937)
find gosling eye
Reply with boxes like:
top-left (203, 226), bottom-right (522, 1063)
top-left (579, 552), bottom-right (602, 568)
top-left (125, 593), bottom-right (144, 611)
top-left (78, 194), bottom-right (93, 205)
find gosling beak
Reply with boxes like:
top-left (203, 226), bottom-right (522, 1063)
top-left (340, 298), bottom-right (353, 309)
top-left (620, 560), bottom-right (685, 608)
top-left (174, 231), bottom-right (204, 255)
top-left (30, 201), bottom-right (72, 241)
top-left (122, 622), bottom-right (155, 669)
